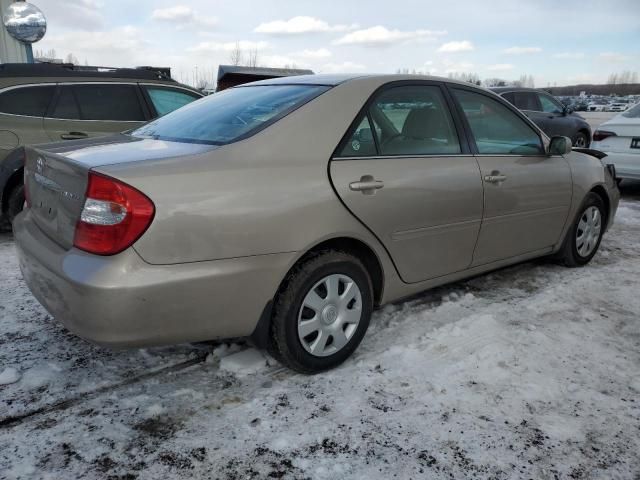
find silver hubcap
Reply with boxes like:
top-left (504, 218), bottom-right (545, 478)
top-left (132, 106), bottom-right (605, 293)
top-left (576, 206), bottom-right (602, 257)
top-left (298, 274), bottom-right (362, 357)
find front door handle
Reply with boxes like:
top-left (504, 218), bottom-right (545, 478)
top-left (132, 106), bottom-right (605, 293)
top-left (60, 131), bottom-right (88, 140)
top-left (349, 175), bottom-right (384, 195)
top-left (484, 171), bottom-right (507, 184)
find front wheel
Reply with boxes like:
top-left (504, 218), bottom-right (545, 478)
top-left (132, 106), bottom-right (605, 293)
top-left (573, 131), bottom-right (589, 148)
top-left (269, 250), bottom-right (373, 373)
top-left (558, 193), bottom-right (605, 267)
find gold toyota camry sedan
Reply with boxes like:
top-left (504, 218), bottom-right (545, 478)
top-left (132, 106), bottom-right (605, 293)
top-left (13, 74), bottom-right (619, 373)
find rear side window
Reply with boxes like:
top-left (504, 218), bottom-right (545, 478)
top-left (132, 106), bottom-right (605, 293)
top-left (453, 89), bottom-right (544, 155)
top-left (146, 87), bottom-right (201, 116)
top-left (73, 84), bottom-right (145, 121)
top-left (339, 85), bottom-right (461, 157)
top-left (512, 92), bottom-right (540, 111)
top-left (132, 84), bottom-right (329, 145)
top-left (0, 85), bottom-right (55, 116)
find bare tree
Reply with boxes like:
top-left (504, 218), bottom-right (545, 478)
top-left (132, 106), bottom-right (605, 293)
top-left (65, 53), bottom-right (79, 65)
top-left (448, 72), bottom-right (481, 85)
top-left (484, 77), bottom-right (507, 87)
top-left (247, 48), bottom-right (259, 68)
top-left (229, 42), bottom-right (243, 66)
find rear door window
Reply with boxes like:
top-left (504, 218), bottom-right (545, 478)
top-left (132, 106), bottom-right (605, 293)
top-left (0, 85), bottom-right (55, 117)
top-left (512, 92), bottom-right (540, 111)
top-left (72, 84), bottom-right (145, 121)
top-left (453, 89), bottom-right (544, 155)
top-left (50, 86), bottom-right (81, 119)
top-left (145, 87), bottom-right (201, 116)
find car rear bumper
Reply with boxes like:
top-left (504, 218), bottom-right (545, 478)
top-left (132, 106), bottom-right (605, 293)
top-left (14, 209), bottom-right (295, 347)
top-left (594, 150), bottom-right (640, 180)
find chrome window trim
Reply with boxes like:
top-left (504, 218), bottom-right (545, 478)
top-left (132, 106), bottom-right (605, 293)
top-left (332, 153), bottom-right (559, 161)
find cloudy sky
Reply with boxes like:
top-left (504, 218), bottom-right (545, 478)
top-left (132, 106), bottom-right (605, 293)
top-left (32, 0), bottom-right (639, 87)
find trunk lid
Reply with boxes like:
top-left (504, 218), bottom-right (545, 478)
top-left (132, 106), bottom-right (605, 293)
top-left (24, 146), bottom-right (89, 249)
top-left (24, 135), bottom-right (217, 250)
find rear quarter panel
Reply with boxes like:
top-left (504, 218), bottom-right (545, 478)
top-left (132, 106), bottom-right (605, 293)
top-left (96, 79), bottom-right (398, 275)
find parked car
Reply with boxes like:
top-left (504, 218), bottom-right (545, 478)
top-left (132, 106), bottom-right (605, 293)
top-left (0, 63), bottom-right (203, 227)
top-left (492, 87), bottom-right (592, 147)
top-left (591, 102), bottom-right (640, 181)
top-left (607, 102), bottom-right (628, 112)
top-left (14, 74), bottom-right (619, 373)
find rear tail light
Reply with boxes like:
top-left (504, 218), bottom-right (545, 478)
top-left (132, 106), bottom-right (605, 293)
top-left (593, 130), bottom-right (617, 142)
top-left (74, 172), bottom-right (155, 255)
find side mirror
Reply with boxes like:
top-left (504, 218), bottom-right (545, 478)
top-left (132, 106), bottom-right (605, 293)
top-left (548, 136), bottom-right (572, 155)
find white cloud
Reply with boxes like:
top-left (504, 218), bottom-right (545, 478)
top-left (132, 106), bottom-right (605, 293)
top-left (294, 48), bottom-right (333, 59)
top-left (255, 16), bottom-right (356, 35)
top-left (259, 55), bottom-right (308, 68)
top-left (151, 5), bottom-right (218, 28)
top-left (552, 52), bottom-right (585, 59)
top-left (437, 41), bottom-right (475, 53)
top-left (334, 26), bottom-right (447, 47)
top-left (319, 61), bottom-right (366, 73)
top-left (502, 46), bottom-right (542, 55)
top-left (486, 63), bottom-right (514, 71)
top-left (188, 40), bottom-right (269, 54)
top-left (598, 52), bottom-right (628, 63)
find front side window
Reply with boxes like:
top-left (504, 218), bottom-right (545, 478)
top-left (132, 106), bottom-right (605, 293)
top-left (0, 85), bottom-right (55, 117)
top-left (132, 84), bottom-right (329, 145)
top-left (453, 89), bottom-right (544, 155)
top-left (622, 102), bottom-right (640, 118)
top-left (73, 84), bottom-right (145, 121)
top-left (538, 94), bottom-right (563, 113)
top-left (339, 85), bottom-right (461, 157)
top-left (512, 92), bottom-right (540, 111)
top-left (146, 87), bottom-right (201, 116)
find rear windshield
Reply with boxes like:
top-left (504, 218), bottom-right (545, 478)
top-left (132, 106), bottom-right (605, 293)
top-left (131, 84), bottom-right (329, 145)
top-left (622, 102), bottom-right (640, 118)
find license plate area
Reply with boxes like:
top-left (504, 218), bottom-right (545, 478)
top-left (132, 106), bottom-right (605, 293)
top-left (631, 138), bottom-right (640, 149)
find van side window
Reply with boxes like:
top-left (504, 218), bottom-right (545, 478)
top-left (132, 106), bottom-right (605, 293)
top-left (0, 85), bottom-right (55, 117)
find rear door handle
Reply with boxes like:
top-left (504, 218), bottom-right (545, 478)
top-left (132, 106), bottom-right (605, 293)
top-left (349, 175), bottom-right (384, 195)
top-left (60, 132), bottom-right (88, 140)
top-left (484, 172), bottom-right (507, 184)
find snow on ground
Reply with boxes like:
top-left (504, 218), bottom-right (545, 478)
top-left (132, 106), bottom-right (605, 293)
top-left (1, 185), bottom-right (640, 479)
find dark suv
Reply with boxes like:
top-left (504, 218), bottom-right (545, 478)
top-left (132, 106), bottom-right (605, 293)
top-left (0, 63), bottom-right (203, 227)
top-left (491, 87), bottom-right (591, 148)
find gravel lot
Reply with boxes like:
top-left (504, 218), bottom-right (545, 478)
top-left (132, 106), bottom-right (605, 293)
top-left (1, 183), bottom-right (639, 480)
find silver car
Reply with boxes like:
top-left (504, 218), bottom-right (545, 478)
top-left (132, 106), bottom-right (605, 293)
top-left (14, 74), bottom-right (619, 373)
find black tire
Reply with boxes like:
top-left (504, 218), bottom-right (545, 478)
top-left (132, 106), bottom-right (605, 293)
top-left (6, 183), bottom-right (25, 225)
top-left (573, 131), bottom-right (589, 148)
top-left (558, 193), bottom-right (606, 267)
top-left (269, 250), bottom-right (373, 374)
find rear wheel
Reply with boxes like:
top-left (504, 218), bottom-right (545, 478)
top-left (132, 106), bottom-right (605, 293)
top-left (573, 131), bottom-right (589, 148)
top-left (558, 193), bottom-right (605, 267)
top-left (269, 250), bottom-right (373, 373)
top-left (6, 183), bottom-right (25, 225)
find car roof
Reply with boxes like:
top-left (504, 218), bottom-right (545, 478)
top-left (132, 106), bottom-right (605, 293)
top-left (238, 73), bottom-right (491, 90)
top-left (0, 63), bottom-right (201, 94)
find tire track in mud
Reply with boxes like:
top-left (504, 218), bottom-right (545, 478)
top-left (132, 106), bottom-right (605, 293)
top-left (0, 355), bottom-right (209, 429)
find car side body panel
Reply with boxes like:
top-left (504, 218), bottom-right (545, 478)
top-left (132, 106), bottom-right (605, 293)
top-left (12, 75), bottom-right (620, 348)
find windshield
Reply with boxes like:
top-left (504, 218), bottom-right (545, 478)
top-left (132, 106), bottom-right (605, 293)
top-left (131, 84), bottom-right (330, 145)
top-left (622, 102), bottom-right (640, 118)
